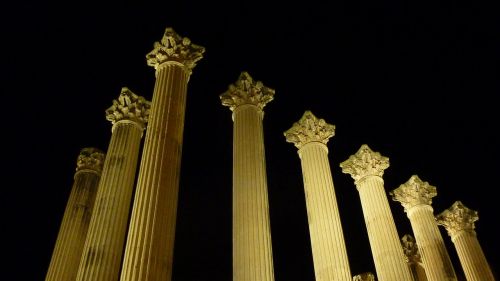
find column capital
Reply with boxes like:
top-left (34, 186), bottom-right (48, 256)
top-left (401, 234), bottom-right (422, 263)
top-left (284, 110), bottom-right (335, 149)
top-left (436, 201), bottom-right (478, 237)
top-left (353, 272), bottom-right (375, 281)
top-left (220, 71), bottom-right (275, 112)
top-left (146, 27), bottom-right (205, 73)
top-left (390, 175), bottom-right (437, 211)
top-left (76, 147), bottom-right (105, 173)
top-left (340, 144), bottom-right (389, 182)
top-left (105, 87), bottom-right (151, 130)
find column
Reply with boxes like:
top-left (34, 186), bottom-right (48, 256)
top-left (390, 175), bottom-right (457, 281)
top-left (340, 144), bottom-right (413, 281)
top-left (353, 272), bottom-right (376, 281)
top-left (436, 201), bottom-right (495, 281)
top-left (284, 111), bottom-right (351, 281)
top-left (45, 147), bottom-right (105, 281)
top-left (401, 234), bottom-right (427, 281)
top-left (120, 27), bottom-right (205, 281)
top-left (220, 71), bottom-right (275, 281)
top-left (76, 88), bottom-right (150, 281)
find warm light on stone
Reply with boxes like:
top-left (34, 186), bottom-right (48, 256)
top-left (221, 71), bottom-right (275, 281)
top-left (76, 88), bottom-right (150, 281)
top-left (284, 111), bottom-right (351, 281)
top-left (353, 272), bottom-right (376, 281)
top-left (120, 27), bottom-right (205, 281)
top-left (401, 234), bottom-right (428, 281)
top-left (391, 175), bottom-right (457, 281)
top-left (340, 145), bottom-right (413, 281)
top-left (436, 201), bottom-right (495, 281)
top-left (45, 148), bottom-right (105, 281)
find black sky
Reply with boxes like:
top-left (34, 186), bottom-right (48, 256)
top-left (3, 1), bottom-right (499, 280)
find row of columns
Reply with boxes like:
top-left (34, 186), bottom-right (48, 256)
top-left (45, 27), bottom-right (495, 281)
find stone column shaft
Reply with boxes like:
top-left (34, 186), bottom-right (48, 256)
top-left (391, 175), bottom-right (457, 281)
top-left (340, 145), bottom-right (413, 281)
top-left (298, 143), bottom-right (351, 281)
top-left (233, 104), bottom-right (274, 281)
top-left (452, 232), bottom-right (494, 281)
top-left (407, 206), bottom-right (456, 281)
top-left (284, 111), bottom-right (351, 281)
top-left (436, 201), bottom-right (495, 281)
top-left (77, 88), bottom-right (150, 281)
top-left (120, 27), bottom-right (204, 281)
top-left (45, 148), bottom-right (104, 281)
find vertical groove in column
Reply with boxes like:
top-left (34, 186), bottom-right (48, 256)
top-left (76, 123), bottom-right (144, 281)
top-left (299, 143), bottom-right (351, 281)
top-left (45, 148), bottom-right (104, 281)
top-left (407, 206), bottom-right (456, 281)
top-left (452, 232), bottom-right (495, 281)
top-left (233, 105), bottom-right (274, 281)
top-left (121, 65), bottom-right (189, 281)
top-left (357, 176), bottom-right (413, 281)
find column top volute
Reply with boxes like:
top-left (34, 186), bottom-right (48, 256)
top-left (436, 201), bottom-right (478, 236)
top-left (220, 71), bottom-right (275, 112)
top-left (340, 144), bottom-right (389, 182)
top-left (105, 87), bottom-right (151, 128)
top-left (390, 175), bottom-right (437, 211)
top-left (353, 272), bottom-right (375, 281)
top-left (76, 147), bottom-right (105, 173)
top-left (146, 27), bottom-right (205, 73)
top-left (284, 110), bottom-right (335, 149)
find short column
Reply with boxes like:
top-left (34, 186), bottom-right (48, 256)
top-left (340, 144), bottom-right (413, 281)
top-left (436, 201), bottom-right (495, 281)
top-left (45, 148), bottom-right (105, 281)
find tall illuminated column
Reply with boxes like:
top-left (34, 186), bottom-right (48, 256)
top-left (401, 234), bottom-right (427, 281)
top-left (45, 148), bottom-right (105, 281)
top-left (120, 28), bottom-right (205, 281)
top-left (283, 111), bottom-right (351, 281)
top-left (436, 201), bottom-right (495, 281)
top-left (340, 144), bottom-right (413, 281)
top-left (220, 71), bottom-right (275, 281)
top-left (76, 88), bottom-right (150, 281)
top-left (390, 175), bottom-right (457, 281)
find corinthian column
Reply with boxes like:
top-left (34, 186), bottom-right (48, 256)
top-left (76, 88), bottom-right (150, 281)
top-left (45, 148), bottom-right (105, 281)
top-left (284, 111), bottom-right (351, 281)
top-left (401, 234), bottom-right (427, 281)
top-left (436, 201), bottom-right (495, 281)
top-left (390, 175), bottom-right (457, 281)
top-left (353, 272), bottom-right (376, 281)
top-left (220, 71), bottom-right (275, 281)
top-left (340, 144), bottom-right (413, 281)
top-left (120, 28), bottom-right (205, 281)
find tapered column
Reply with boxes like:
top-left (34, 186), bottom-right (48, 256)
top-left (284, 111), bottom-right (351, 281)
top-left (353, 272), bottom-right (376, 281)
top-left (45, 148), bottom-right (105, 281)
top-left (401, 234), bottom-right (427, 281)
top-left (340, 144), bottom-right (413, 281)
top-left (390, 175), bottom-right (457, 281)
top-left (220, 72), bottom-right (275, 281)
top-left (76, 88), bottom-right (150, 281)
top-left (436, 201), bottom-right (495, 281)
top-left (120, 28), bottom-right (205, 281)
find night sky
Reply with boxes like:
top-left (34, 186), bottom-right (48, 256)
top-left (3, 2), bottom-right (498, 280)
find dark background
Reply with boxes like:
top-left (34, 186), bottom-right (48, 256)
top-left (3, 1), bottom-right (498, 280)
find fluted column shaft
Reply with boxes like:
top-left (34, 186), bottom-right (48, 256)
top-left (121, 65), bottom-right (189, 281)
top-left (451, 231), bottom-right (494, 281)
top-left (45, 148), bottom-right (104, 281)
top-left (407, 205), bottom-right (456, 281)
top-left (233, 104), bottom-right (274, 281)
top-left (357, 176), bottom-right (413, 281)
top-left (77, 121), bottom-right (145, 281)
top-left (298, 142), bottom-right (351, 281)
